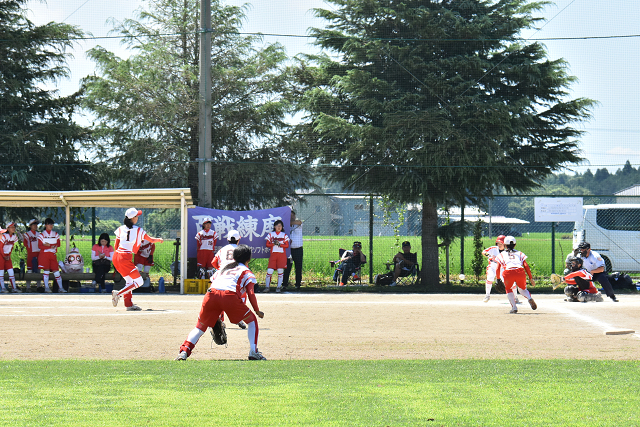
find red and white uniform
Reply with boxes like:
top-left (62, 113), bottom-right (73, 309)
top-left (0, 232), bottom-right (18, 270)
top-left (482, 245), bottom-right (503, 282)
top-left (495, 249), bottom-right (531, 291)
top-left (113, 225), bottom-right (147, 280)
top-left (212, 243), bottom-right (238, 271)
top-left (22, 230), bottom-right (41, 270)
top-left (564, 269), bottom-right (597, 294)
top-left (38, 230), bottom-right (61, 271)
top-left (134, 241), bottom-right (155, 267)
top-left (179, 263), bottom-right (261, 358)
top-left (195, 229), bottom-right (218, 268)
top-left (265, 231), bottom-right (289, 270)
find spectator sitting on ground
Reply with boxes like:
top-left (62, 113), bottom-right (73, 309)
top-left (333, 241), bottom-right (366, 286)
top-left (389, 241), bottom-right (418, 287)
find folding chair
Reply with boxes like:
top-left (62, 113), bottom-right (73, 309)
top-left (330, 248), bottom-right (365, 285)
top-left (385, 260), bottom-right (420, 286)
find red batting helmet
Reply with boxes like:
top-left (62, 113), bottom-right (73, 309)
top-left (496, 235), bottom-right (506, 244)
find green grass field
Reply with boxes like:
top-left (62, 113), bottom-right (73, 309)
top-left (2, 360), bottom-right (639, 426)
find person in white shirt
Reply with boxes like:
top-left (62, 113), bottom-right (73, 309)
top-left (283, 210), bottom-right (303, 289)
top-left (577, 242), bottom-right (618, 302)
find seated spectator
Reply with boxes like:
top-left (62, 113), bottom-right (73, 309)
top-left (92, 233), bottom-right (114, 293)
top-left (333, 241), bottom-right (366, 286)
top-left (389, 241), bottom-right (418, 287)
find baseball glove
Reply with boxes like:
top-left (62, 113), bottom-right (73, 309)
top-left (550, 273), bottom-right (562, 290)
top-left (494, 278), bottom-right (505, 293)
top-left (210, 319), bottom-right (227, 346)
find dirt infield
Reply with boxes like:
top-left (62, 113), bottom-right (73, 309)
top-left (1, 292), bottom-right (639, 361)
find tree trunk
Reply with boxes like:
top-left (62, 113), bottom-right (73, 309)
top-left (421, 199), bottom-right (440, 288)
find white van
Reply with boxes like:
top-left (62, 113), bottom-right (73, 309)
top-left (573, 204), bottom-right (640, 272)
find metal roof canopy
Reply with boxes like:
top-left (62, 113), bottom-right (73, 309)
top-left (0, 189), bottom-right (195, 293)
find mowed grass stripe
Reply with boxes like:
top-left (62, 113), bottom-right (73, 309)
top-left (1, 360), bottom-right (639, 426)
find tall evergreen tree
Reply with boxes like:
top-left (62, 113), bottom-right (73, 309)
top-left (83, 0), bottom-right (312, 209)
top-left (295, 0), bottom-right (594, 287)
top-left (0, 0), bottom-right (95, 193)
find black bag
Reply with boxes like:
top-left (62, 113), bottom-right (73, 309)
top-left (375, 273), bottom-right (394, 286)
top-left (609, 272), bottom-right (634, 290)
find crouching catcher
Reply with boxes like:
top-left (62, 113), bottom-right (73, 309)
top-left (175, 244), bottom-right (267, 361)
top-left (563, 257), bottom-right (603, 302)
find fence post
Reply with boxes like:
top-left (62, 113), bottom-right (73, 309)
top-left (460, 202), bottom-right (465, 276)
top-left (369, 194), bottom-right (374, 283)
top-left (551, 221), bottom-right (556, 274)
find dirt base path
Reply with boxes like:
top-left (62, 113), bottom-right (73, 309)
top-left (1, 293), bottom-right (639, 360)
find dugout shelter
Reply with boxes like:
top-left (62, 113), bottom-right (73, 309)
top-left (0, 189), bottom-right (194, 293)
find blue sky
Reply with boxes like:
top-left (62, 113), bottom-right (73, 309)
top-left (26, 0), bottom-right (640, 174)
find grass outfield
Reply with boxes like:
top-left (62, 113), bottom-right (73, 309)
top-left (2, 360), bottom-right (639, 426)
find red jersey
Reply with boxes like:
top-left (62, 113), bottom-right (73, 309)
top-left (22, 230), bottom-right (41, 255)
top-left (265, 231), bottom-right (289, 254)
top-left (137, 241), bottom-right (155, 258)
top-left (38, 230), bottom-right (61, 254)
top-left (0, 233), bottom-right (18, 256)
top-left (195, 229), bottom-right (218, 252)
top-left (564, 269), bottom-right (598, 294)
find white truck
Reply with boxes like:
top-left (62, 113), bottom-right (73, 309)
top-left (573, 204), bottom-right (640, 273)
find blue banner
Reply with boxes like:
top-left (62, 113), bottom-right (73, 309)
top-left (188, 206), bottom-right (291, 259)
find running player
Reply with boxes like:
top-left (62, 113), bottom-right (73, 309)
top-left (38, 218), bottom-right (66, 293)
top-left (262, 219), bottom-right (289, 293)
top-left (482, 235), bottom-right (506, 302)
top-left (0, 223), bottom-right (20, 293)
top-left (195, 217), bottom-right (218, 279)
top-left (22, 219), bottom-right (41, 291)
top-left (175, 244), bottom-right (266, 361)
top-left (212, 230), bottom-right (246, 329)
top-left (494, 236), bottom-right (536, 314)
top-left (111, 208), bottom-right (163, 311)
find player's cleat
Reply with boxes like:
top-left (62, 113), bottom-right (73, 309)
top-left (111, 290), bottom-right (120, 307)
top-left (126, 304), bottom-right (142, 311)
top-left (11, 288), bottom-right (21, 293)
top-left (0, 288), bottom-right (8, 293)
top-left (58, 286), bottom-right (67, 293)
top-left (389, 282), bottom-right (396, 287)
top-left (610, 295), bottom-right (619, 302)
top-left (248, 349), bottom-right (267, 361)
top-left (262, 287), bottom-right (270, 293)
top-left (515, 297), bottom-right (521, 304)
top-left (237, 321), bottom-right (247, 329)
top-left (44, 288), bottom-right (52, 293)
top-left (276, 286), bottom-right (281, 293)
top-left (483, 295), bottom-right (490, 303)
top-left (528, 298), bottom-right (537, 310)
top-left (509, 308), bottom-right (518, 314)
top-left (175, 351), bottom-right (188, 361)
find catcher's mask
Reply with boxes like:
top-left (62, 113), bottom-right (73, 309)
top-left (570, 257), bottom-right (583, 272)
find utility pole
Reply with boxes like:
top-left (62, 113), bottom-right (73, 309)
top-left (198, 0), bottom-right (212, 207)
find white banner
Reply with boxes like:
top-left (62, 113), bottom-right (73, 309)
top-left (534, 197), bottom-right (583, 222)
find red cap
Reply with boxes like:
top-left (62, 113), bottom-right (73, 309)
top-left (496, 235), bottom-right (506, 244)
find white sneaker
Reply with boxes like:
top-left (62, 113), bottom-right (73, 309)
top-left (111, 290), bottom-right (120, 307)
top-left (175, 351), bottom-right (188, 361)
top-left (126, 304), bottom-right (142, 311)
top-left (262, 287), bottom-right (270, 293)
top-left (276, 286), bottom-right (281, 293)
top-left (483, 295), bottom-right (490, 303)
top-left (237, 321), bottom-right (247, 329)
top-left (58, 286), bottom-right (67, 293)
top-left (0, 288), bottom-right (8, 293)
top-left (509, 308), bottom-right (518, 314)
top-left (515, 297), bottom-right (521, 304)
top-left (11, 288), bottom-right (21, 293)
top-left (44, 288), bottom-right (52, 293)
top-left (248, 349), bottom-right (267, 360)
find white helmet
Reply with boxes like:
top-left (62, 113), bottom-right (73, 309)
top-left (504, 236), bottom-right (516, 245)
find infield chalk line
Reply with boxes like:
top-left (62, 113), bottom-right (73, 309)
top-left (0, 310), bottom-right (182, 318)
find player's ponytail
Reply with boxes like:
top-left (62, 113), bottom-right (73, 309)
top-left (124, 217), bottom-right (134, 229)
